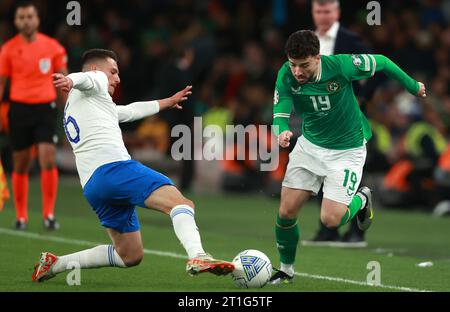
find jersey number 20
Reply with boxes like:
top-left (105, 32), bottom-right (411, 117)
top-left (64, 115), bottom-right (80, 144)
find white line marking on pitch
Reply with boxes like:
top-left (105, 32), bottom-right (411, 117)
top-left (0, 227), bottom-right (431, 292)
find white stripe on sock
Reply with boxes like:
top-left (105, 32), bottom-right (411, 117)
top-left (52, 245), bottom-right (126, 274)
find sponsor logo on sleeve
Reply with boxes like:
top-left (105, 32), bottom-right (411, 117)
top-left (274, 89), bottom-right (279, 105)
top-left (352, 54), bottom-right (362, 67)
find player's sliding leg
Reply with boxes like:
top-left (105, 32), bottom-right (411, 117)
top-left (32, 189), bottom-right (234, 282)
top-left (32, 230), bottom-right (142, 282)
top-left (321, 186), bottom-right (373, 231)
top-left (144, 185), bottom-right (234, 276)
top-left (269, 187), bottom-right (311, 284)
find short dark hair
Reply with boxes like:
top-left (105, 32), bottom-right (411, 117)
top-left (81, 49), bottom-right (118, 67)
top-left (284, 30), bottom-right (320, 59)
top-left (15, 1), bottom-right (38, 13)
top-left (312, 0), bottom-right (340, 6)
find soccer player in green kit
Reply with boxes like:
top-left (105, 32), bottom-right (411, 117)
top-left (269, 30), bottom-right (426, 284)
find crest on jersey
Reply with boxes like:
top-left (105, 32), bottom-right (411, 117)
top-left (327, 81), bottom-right (340, 92)
top-left (274, 89), bottom-right (279, 105)
top-left (39, 58), bottom-right (51, 74)
top-left (352, 54), bottom-right (362, 67)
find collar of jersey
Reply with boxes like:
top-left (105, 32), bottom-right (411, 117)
top-left (313, 58), bottom-right (322, 83)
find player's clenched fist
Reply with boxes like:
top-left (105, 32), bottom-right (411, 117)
top-left (278, 130), bottom-right (293, 148)
top-left (416, 82), bottom-right (426, 98)
top-left (52, 73), bottom-right (73, 93)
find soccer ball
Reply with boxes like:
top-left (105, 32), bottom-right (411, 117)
top-left (231, 249), bottom-right (272, 288)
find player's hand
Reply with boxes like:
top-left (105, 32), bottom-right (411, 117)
top-left (52, 73), bottom-right (73, 93)
top-left (416, 82), bottom-right (426, 98)
top-left (278, 130), bottom-right (293, 148)
top-left (170, 85), bottom-right (193, 110)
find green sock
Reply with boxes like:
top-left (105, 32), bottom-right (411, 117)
top-left (275, 214), bottom-right (299, 265)
top-left (339, 195), bottom-right (363, 226)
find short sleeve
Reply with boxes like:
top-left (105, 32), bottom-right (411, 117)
top-left (53, 42), bottom-right (68, 72)
top-left (339, 54), bottom-right (377, 81)
top-left (0, 45), bottom-right (11, 77)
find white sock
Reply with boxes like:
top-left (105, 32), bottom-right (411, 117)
top-left (52, 245), bottom-right (126, 274)
top-left (170, 205), bottom-right (205, 259)
top-left (357, 193), bottom-right (368, 209)
top-left (280, 263), bottom-right (294, 277)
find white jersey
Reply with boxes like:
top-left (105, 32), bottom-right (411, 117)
top-left (64, 71), bottom-right (159, 187)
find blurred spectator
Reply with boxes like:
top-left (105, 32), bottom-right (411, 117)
top-left (379, 102), bottom-right (447, 210)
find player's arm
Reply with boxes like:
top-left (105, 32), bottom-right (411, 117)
top-left (52, 43), bottom-right (69, 104)
top-left (273, 76), bottom-right (293, 148)
top-left (350, 40), bottom-right (387, 104)
top-left (372, 54), bottom-right (425, 97)
top-left (0, 75), bottom-right (7, 132)
top-left (0, 44), bottom-right (10, 102)
top-left (341, 54), bottom-right (425, 97)
top-left (54, 67), bottom-right (69, 104)
top-left (0, 75), bottom-right (6, 102)
top-left (117, 85), bottom-right (192, 123)
top-left (0, 45), bottom-right (11, 132)
top-left (52, 71), bottom-right (108, 94)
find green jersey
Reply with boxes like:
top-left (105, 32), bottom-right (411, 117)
top-left (273, 54), bottom-right (420, 150)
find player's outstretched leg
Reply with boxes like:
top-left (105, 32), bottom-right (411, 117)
top-left (170, 204), bottom-right (234, 276)
top-left (145, 185), bottom-right (234, 276)
top-left (31, 244), bottom-right (128, 282)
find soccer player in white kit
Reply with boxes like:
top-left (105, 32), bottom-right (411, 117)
top-left (32, 49), bottom-right (234, 282)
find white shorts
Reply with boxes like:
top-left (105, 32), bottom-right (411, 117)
top-left (282, 136), bottom-right (367, 205)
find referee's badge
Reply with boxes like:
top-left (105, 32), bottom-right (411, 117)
top-left (39, 58), bottom-right (51, 74)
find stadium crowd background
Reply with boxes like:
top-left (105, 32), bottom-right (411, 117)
top-left (0, 0), bottom-right (449, 212)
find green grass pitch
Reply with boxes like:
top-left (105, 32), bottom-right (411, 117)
top-left (0, 177), bottom-right (449, 292)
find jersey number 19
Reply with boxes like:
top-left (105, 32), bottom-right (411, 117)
top-left (310, 96), bottom-right (331, 112)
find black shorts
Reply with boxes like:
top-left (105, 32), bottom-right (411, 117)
top-left (8, 101), bottom-right (58, 151)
